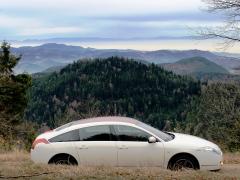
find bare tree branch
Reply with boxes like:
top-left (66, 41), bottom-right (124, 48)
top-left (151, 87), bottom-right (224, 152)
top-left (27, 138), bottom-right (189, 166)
top-left (200, 0), bottom-right (240, 45)
top-left (207, 33), bottom-right (240, 41)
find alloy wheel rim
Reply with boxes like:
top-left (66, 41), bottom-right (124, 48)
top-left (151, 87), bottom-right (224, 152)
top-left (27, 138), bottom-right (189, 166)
top-left (173, 158), bottom-right (194, 171)
top-left (55, 159), bottom-right (70, 165)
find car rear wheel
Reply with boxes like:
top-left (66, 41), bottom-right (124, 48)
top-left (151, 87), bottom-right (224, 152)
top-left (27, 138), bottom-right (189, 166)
top-left (49, 154), bottom-right (78, 165)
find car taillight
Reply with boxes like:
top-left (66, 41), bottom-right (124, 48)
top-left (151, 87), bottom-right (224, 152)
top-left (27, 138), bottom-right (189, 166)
top-left (31, 138), bottom-right (49, 149)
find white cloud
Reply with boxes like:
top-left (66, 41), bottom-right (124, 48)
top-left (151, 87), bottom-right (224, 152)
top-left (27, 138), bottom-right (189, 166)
top-left (0, 15), bottom-right (41, 28)
top-left (0, 0), bottom-right (204, 16)
top-left (19, 27), bottom-right (87, 36)
top-left (0, 0), bottom-right (222, 40)
top-left (141, 20), bottom-right (224, 28)
top-left (0, 15), bottom-right (88, 37)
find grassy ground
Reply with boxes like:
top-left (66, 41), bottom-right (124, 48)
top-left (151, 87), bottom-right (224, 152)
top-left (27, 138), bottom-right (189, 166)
top-left (0, 151), bottom-right (240, 180)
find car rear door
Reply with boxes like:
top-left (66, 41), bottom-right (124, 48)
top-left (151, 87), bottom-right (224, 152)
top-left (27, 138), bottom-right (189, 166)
top-left (74, 125), bottom-right (118, 166)
top-left (113, 125), bottom-right (164, 167)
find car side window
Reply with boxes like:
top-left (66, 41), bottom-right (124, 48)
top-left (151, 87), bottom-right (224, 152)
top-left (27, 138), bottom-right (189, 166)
top-left (79, 125), bottom-right (114, 141)
top-left (49, 129), bottom-right (80, 142)
top-left (114, 125), bottom-right (150, 142)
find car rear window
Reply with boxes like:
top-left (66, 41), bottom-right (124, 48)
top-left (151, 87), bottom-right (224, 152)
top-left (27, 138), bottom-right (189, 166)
top-left (49, 129), bottom-right (80, 142)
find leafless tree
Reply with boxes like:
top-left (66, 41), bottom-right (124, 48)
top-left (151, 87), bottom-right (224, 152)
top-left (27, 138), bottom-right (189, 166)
top-left (201, 0), bottom-right (240, 46)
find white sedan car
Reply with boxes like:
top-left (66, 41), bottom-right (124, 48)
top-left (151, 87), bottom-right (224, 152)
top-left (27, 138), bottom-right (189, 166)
top-left (31, 116), bottom-right (223, 170)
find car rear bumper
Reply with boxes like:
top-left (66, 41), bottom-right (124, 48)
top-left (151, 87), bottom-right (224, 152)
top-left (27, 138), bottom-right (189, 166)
top-left (31, 148), bottom-right (51, 164)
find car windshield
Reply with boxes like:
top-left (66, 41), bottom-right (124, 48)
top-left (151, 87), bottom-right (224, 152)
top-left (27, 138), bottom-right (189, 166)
top-left (138, 122), bottom-right (174, 142)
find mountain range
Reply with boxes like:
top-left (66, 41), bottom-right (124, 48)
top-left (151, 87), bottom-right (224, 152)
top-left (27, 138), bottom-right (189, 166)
top-left (12, 43), bottom-right (240, 74)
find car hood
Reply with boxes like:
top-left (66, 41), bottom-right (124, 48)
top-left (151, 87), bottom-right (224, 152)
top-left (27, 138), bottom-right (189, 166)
top-left (167, 132), bottom-right (220, 150)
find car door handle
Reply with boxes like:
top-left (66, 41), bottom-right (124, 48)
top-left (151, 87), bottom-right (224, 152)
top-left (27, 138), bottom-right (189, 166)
top-left (78, 145), bottom-right (88, 149)
top-left (119, 145), bottom-right (128, 149)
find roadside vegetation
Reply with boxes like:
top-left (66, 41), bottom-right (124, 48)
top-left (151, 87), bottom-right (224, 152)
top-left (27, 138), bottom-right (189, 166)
top-left (0, 42), bottom-right (34, 150)
top-left (182, 83), bottom-right (240, 151)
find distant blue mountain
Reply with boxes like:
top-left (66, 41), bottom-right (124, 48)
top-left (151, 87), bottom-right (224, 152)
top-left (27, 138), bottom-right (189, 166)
top-left (12, 43), bottom-right (240, 74)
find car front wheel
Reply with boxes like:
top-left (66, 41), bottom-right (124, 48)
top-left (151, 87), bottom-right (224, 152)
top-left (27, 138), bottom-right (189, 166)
top-left (169, 155), bottom-right (199, 171)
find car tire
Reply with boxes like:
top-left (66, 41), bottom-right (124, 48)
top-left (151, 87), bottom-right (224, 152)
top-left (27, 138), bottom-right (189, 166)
top-left (50, 154), bottom-right (78, 165)
top-left (169, 155), bottom-right (198, 171)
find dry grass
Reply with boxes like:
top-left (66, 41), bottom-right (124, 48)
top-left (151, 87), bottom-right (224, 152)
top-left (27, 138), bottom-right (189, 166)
top-left (0, 151), bottom-right (240, 180)
top-left (0, 150), bottom-right (29, 162)
top-left (224, 152), bottom-right (240, 164)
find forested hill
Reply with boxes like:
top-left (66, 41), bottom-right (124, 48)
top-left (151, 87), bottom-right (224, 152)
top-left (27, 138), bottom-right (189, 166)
top-left (162, 57), bottom-right (229, 75)
top-left (25, 57), bottom-right (201, 129)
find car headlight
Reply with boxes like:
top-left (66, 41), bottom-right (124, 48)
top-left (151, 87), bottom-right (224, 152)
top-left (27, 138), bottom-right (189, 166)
top-left (199, 147), bottom-right (222, 155)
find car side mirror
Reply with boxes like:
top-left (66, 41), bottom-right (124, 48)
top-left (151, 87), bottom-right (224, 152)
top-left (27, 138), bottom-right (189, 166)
top-left (148, 136), bottom-right (157, 143)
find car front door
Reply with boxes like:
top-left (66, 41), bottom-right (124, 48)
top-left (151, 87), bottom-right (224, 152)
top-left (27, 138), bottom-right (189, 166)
top-left (74, 125), bottom-right (118, 166)
top-left (113, 125), bottom-right (164, 167)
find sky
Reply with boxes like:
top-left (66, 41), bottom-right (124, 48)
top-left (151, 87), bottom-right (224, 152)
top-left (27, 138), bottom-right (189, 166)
top-left (0, 0), bottom-right (238, 52)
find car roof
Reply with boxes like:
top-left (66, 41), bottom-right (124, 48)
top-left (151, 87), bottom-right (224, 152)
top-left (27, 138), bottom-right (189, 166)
top-left (73, 116), bottom-right (139, 125)
top-left (55, 116), bottom-right (140, 131)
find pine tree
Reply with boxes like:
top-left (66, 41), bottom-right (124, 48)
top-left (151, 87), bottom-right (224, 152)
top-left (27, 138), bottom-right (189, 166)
top-left (0, 42), bottom-right (32, 139)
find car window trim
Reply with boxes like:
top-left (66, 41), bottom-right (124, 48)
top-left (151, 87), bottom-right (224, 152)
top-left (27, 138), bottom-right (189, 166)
top-left (50, 124), bottom-right (163, 143)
